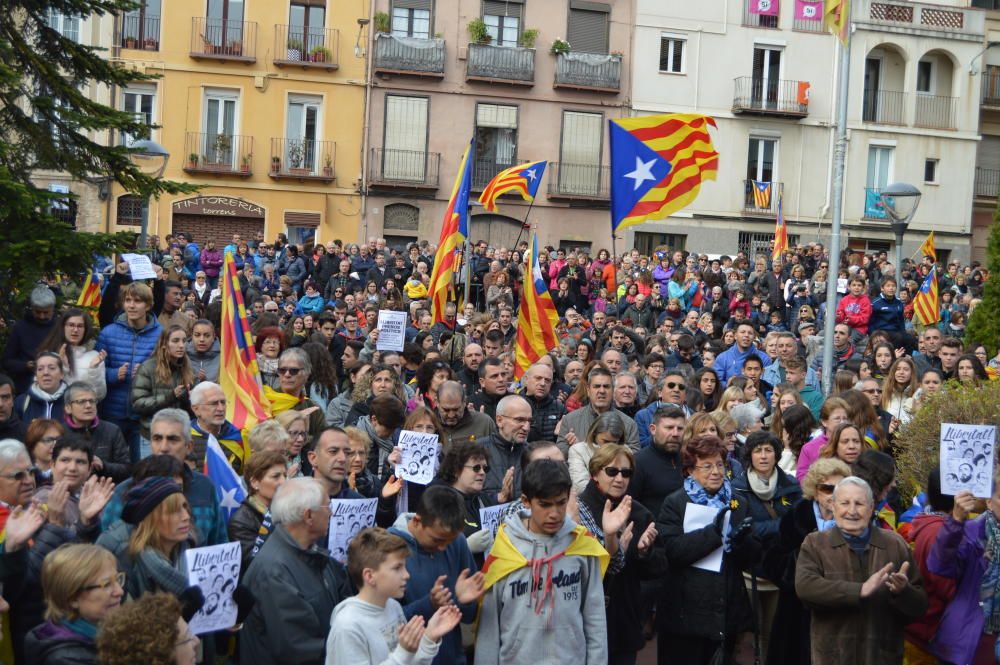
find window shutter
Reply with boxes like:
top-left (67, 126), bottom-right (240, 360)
top-left (284, 211), bottom-right (321, 227)
top-left (567, 5), bottom-right (609, 54)
top-left (384, 96), bottom-right (428, 153)
top-left (483, 1), bottom-right (523, 18)
top-left (394, 0), bottom-right (432, 10)
top-left (559, 111), bottom-right (602, 165)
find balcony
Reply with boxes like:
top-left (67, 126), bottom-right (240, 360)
top-left (368, 148), bottom-right (440, 190)
top-left (373, 33), bottom-right (445, 78)
top-left (273, 25), bottom-right (339, 70)
top-left (862, 89), bottom-right (906, 125)
top-left (466, 43), bottom-right (534, 85)
top-left (857, 0), bottom-right (985, 38)
top-left (743, 180), bottom-right (783, 216)
top-left (974, 167), bottom-right (1000, 199)
top-left (120, 14), bottom-right (160, 50)
top-left (190, 17), bottom-right (257, 63)
top-left (269, 139), bottom-right (335, 183)
top-left (547, 163), bottom-right (610, 203)
top-left (732, 77), bottom-right (809, 118)
top-left (914, 94), bottom-right (957, 130)
top-left (553, 52), bottom-right (621, 93)
top-left (183, 133), bottom-right (254, 177)
top-left (983, 65), bottom-right (1000, 108)
top-left (863, 187), bottom-right (889, 220)
top-left (792, 14), bottom-right (825, 32)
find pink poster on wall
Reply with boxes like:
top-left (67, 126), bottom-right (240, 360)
top-left (749, 0), bottom-right (780, 16)
top-left (795, 0), bottom-right (823, 21)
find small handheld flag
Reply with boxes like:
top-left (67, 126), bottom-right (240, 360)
top-left (918, 231), bottom-right (937, 263)
top-left (478, 160), bottom-right (547, 212)
top-left (76, 272), bottom-right (102, 319)
top-left (428, 139), bottom-right (475, 323)
top-left (204, 434), bottom-right (247, 522)
top-left (912, 271), bottom-right (940, 326)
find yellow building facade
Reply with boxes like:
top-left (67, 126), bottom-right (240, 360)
top-left (109, 0), bottom-right (368, 247)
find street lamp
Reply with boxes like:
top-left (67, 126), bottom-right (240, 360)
top-left (128, 139), bottom-right (170, 248)
top-left (879, 182), bottom-right (921, 278)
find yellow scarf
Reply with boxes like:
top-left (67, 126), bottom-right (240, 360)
top-left (262, 385), bottom-right (303, 415)
top-left (482, 522), bottom-right (610, 592)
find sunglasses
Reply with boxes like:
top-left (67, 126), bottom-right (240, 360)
top-left (603, 466), bottom-right (633, 478)
top-left (665, 381), bottom-right (686, 390)
top-left (464, 464), bottom-right (490, 474)
top-left (0, 469), bottom-right (34, 482)
top-left (277, 367), bottom-right (303, 376)
top-left (817, 483), bottom-right (837, 494)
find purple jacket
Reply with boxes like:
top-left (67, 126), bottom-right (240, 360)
top-left (927, 515), bottom-right (987, 665)
top-left (201, 248), bottom-right (224, 277)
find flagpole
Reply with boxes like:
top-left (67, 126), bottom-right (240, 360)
top-left (820, 24), bottom-right (851, 395)
top-left (464, 200), bottom-right (473, 310)
top-left (511, 198), bottom-right (536, 254)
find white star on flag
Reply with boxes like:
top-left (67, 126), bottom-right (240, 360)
top-left (524, 168), bottom-right (537, 181)
top-left (625, 157), bottom-right (658, 191)
top-left (219, 486), bottom-right (241, 512)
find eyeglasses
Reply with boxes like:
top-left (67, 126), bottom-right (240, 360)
top-left (289, 430), bottom-right (308, 440)
top-left (722, 431), bottom-right (737, 440)
top-left (862, 388), bottom-right (882, 395)
top-left (693, 463), bottom-right (726, 473)
top-left (277, 367), bottom-right (303, 376)
top-left (464, 464), bottom-right (490, 473)
top-left (39, 436), bottom-right (59, 445)
top-left (0, 469), bottom-right (33, 482)
top-left (665, 382), bottom-right (686, 390)
top-left (816, 483), bottom-right (837, 494)
top-left (603, 466), bottom-right (633, 478)
top-left (82, 572), bottom-right (125, 593)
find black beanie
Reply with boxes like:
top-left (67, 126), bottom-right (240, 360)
top-left (122, 477), bottom-right (183, 525)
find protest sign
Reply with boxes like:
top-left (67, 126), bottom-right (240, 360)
top-left (396, 430), bottom-right (441, 485)
top-left (121, 253), bottom-right (157, 280)
top-left (184, 541), bottom-right (241, 634)
top-left (376, 310), bottom-right (407, 352)
top-left (479, 502), bottom-right (513, 537)
top-left (327, 497), bottom-right (378, 562)
top-left (940, 423), bottom-right (996, 498)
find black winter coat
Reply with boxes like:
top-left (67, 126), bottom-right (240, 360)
top-left (731, 468), bottom-right (802, 542)
top-left (23, 622), bottom-right (97, 665)
top-left (65, 419), bottom-right (131, 483)
top-left (655, 487), bottom-right (759, 642)
top-left (229, 499), bottom-right (266, 574)
top-left (627, 445), bottom-right (683, 518)
top-left (525, 392), bottom-right (566, 443)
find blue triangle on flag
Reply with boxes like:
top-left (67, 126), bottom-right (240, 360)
top-left (610, 122), bottom-right (673, 230)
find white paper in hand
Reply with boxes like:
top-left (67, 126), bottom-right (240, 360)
top-left (376, 310), bottom-right (407, 352)
top-left (327, 498), bottom-right (378, 562)
top-left (479, 502), bottom-right (513, 537)
top-left (940, 423), bottom-right (996, 498)
top-left (184, 542), bottom-right (241, 634)
top-left (121, 253), bottom-right (157, 280)
top-left (396, 430), bottom-right (440, 485)
top-left (682, 503), bottom-right (728, 573)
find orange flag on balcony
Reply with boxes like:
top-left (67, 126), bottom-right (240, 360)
top-left (824, 0), bottom-right (850, 45)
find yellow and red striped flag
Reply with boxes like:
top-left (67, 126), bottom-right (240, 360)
top-left (772, 191), bottom-right (788, 261)
top-left (478, 160), bottom-right (547, 212)
top-left (514, 233), bottom-right (560, 380)
top-left (825, 0), bottom-right (850, 45)
top-left (428, 139), bottom-right (474, 323)
top-left (918, 231), bottom-right (937, 263)
top-left (76, 272), bottom-right (102, 318)
top-left (219, 252), bottom-right (270, 432)
top-left (610, 114), bottom-right (719, 233)
top-left (912, 270), bottom-right (940, 326)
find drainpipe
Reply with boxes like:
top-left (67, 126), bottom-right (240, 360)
top-left (359, 0), bottom-right (376, 245)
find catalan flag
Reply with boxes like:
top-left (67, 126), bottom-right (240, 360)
top-left (752, 181), bottom-right (772, 209)
top-left (76, 272), bottom-right (102, 314)
top-left (219, 252), bottom-right (270, 432)
top-left (772, 191), bottom-right (788, 261)
top-left (918, 231), bottom-right (937, 263)
top-left (912, 270), bottom-right (940, 326)
top-left (479, 160), bottom-right (547, 212)
top-left (514, 233), bottom-right (559, 380)
top-left (609, 114), bottom-right (719, 233)
top-left (429, 139), bottom-right (475, 323)
top-left (825, 0), bottom-right (850, 45)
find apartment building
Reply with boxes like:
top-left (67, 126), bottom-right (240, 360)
top-left (973, 0), bottom-right (1000, 264)
top-left (105, 0), bottom-right (367, 247)
top-left (361, 0), bottom-right (632, 253)
top-left (629, 0), bottom-right (983, 264)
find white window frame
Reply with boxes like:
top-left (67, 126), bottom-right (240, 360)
top-left (122, 84), bottom-right (156, 146)
top-left (48, 10), bottom-right (81, 43)
top-left (747, 135), bottom-right (779, 183)
top-left (659, 33), bottom-right (687, 75)
top-left (924, 158), bottom-right (940, 184)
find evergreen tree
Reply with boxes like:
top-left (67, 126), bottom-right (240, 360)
top-left (965, 216), bottom-right (1000, 351)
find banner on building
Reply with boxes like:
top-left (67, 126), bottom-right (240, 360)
top-left (750, 0), bottom-right (780, 16)
top-left (795, 0), bottom-right (823, 20)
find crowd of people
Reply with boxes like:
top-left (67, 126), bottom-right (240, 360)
top-left (0, 230), bottom-right (996, 665)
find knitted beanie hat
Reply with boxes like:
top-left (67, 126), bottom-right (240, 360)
top-left (122, 477), bottom-right (183, 525)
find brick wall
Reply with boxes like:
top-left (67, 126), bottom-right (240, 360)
top-left (171, 215), bottom-right (265, 248)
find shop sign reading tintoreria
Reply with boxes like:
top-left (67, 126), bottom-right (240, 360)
top-left (172, 196), bottom-right (265, 218)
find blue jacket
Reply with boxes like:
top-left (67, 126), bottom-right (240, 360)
top-left (714, 345), bottom-right (772, 385)
top-left (390, 513), bottom-right (478, 665)
top-left (95, 313), bottom-right (162, 420)
top-left (868, 294), bottom-right (905, 333)
top-left (635, 400), bottom-right (692, 448)
top-left (183, 243), bottom-right (201, 279)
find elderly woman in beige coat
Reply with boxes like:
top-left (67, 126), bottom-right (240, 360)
top-left (795, 476), bottom-right (927, 665)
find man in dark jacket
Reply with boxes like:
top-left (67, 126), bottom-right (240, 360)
top-left (436, 382), bottom-right (497, 449)
top-left (478, 395), bottom-right (532, 498)
top-left (629, 405), bottom-right (686, 514)
top-left (0, 375), bottom-right (27, 442)
top-left (522, 364), bottom-right (566, 443)
top-left (456, 344), bottom-right (483, 398)
top-left (241, 477), bottom-right (349, 665)
top-left (1, 286), bottom-right (57, 393)
top-left (621, 294), bottom-right (657, 330)
top-left (62, 382), bottom-right (130, 482)
top-left (468, 358), bottom-right (507, 420)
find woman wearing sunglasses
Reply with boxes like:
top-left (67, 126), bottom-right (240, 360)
top-left (577, 443), bottom-right (663, 665)
top-left (568, 411), bottom-right (628, 495)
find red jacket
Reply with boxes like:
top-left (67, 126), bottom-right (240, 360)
top-left (904, 512), bottom-right (957, 649)
top-left (835, 293), bottom-right (872, 334)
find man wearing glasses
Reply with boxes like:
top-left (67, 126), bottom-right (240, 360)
top-left (189, 382), bottom-right (246, 474)
top-left (434, 381), bottom-right (496, 449)
top-left (635, 370), bottom-right (693, 448)
top-left (264, 348), bottom-right (325, 446)
top-left (0, 439), bottom-right (36, 522)
top-left (63, 381), bottom-right (130, 482)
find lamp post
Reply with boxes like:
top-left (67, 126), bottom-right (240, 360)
top-left (879, 182), bottom-right (922, 279)
top-left (128, 139), bottom-right (170, 249)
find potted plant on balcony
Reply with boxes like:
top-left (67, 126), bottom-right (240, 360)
top-left (309, 45), bottom-right (332, 62)
top-left (270, 155), bottom-right (281, 174)
top-left (227, 40), bottom-right (243, 56)
top-left (373, 11), bottom-right (390, 34)
top-left (240, 153), bottom-right (252, 174)
top-left (187, 152), bottom-right (199, 169)
top-left (467, 18), bottom-right (491, 45)
top-left (143, 36), bottom-right (158, 50)
top-left (213, 134), bottom-right (232, 168)
top-left (520, 28), bottom-right (539, 49)
top-left (322, 153), bottom-right (333, 177)
top-left (550, 38), bottom-right (570, 55)
top-left (287, 141), bottom-right (309, 175)
top-left (286, 37), bottom-right (304, 61)
top-left (124, 35), bottom-right (138, 49)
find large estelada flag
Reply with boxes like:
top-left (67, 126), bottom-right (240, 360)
top-left (912, 270), bottom-right (940, 326)
top-left (513, 233), bottom-right (559, 380)
top-left (752, 181), bottom-right (772, 209)
top-left (428, 139), bottom-right (474, 323)
top-left (478, 160), bottom-right (547, 212)
top-left (219, 252), bottom-right (270, 432)
top-left (772, 191), bottom-right (788, 261)
top-left (609, 114), bottom-right (719, 234)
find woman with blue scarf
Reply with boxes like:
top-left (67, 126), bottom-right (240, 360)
top-left (655, 434), bottom-right (761, 665)
top-left (929, 487), bottom-right (1000, 665)
top-left (24, 544), bottom-right (123, 665)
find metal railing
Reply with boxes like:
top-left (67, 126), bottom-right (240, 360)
top-left (183, 132), bottom-right (254, 175)
top-left (120, 14), bottom-right (160, 50)
top-left (373, 33), bottom-right (445, 76)
top-left (190, 17), bottom-right (257, 60)
top-left (369, 148), bottom-right (440, 188)
top-left (983, 65), bottom-right (1000, 106)
top-left (273, 25), bottom-right (339, 67)
top-left (472, 158), bottom-right (516, 190)
top-left (733, 77), bottom-right (809, 115)
top-left (792, 15), bottom-right (825, 32)
top-left (466, 43), bottom-right (534, 83)
top-left (554, 52), bottom-right (621, 91)
top-left (269, 138), bottom-right (335, 180)
top-left (742, 0), bottom-right (780, 28)
top-left (861, 89), bottom-right (906, 125)
top-left (863, 187), bottom-right (889, 220)
top-left (743, 180), bottom-right (783, 215)
top-left (974, 167), bottom-right (1000, 198)
top-left (547, 162), bottom-right (610, 200)
top-left (914, 94), bottom-right (957, 130)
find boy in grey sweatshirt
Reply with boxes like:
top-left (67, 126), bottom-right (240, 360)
top-left (326, 528), bottom-right (461, 665)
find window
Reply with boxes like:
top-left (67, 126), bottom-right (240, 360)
top-left (48, 9), bottom-right (80, 42)
top-left (483, 1), bottom-right (522, 47)
top-left (383, 95), bottom-right (429, 180)
top-left (917, 60), bottom-right (932, 93)
top-left (287, 94), bottom-right (321, 172)
top-left (116, 195), bottom-right (146, 226)
top-left (973, 0), bottom-right (1000, 8)
top-left (743, 0), bottom-right (778, 29)
top-left (203, 89), bottom-right (238, 165)
top-left (391, 0), bottom-right (432, 39)
top-left (865, 145), bottom-right (893, 218)
top-left (752, 46), bottom-right (783, 108)
top-left (122, 85), bottom-right (155, 146)
top-left (659, 35), bottom-right (685, 73)
top-left (122, 0), bottom-right (161, 48)
top-left (747, 137), bottom-right (778, 183)
top-left (739, 231), bottom-right (800, 259)
top-left (290, 0), bottom-right (326, 52)
top-left (558, 111), bottom-right (603, 195)
top-left (384, 203), bottom-right (420, 231)
top-left (48, 184), bottom-right (76, 228)
top-left (567, 2), bottom-right (610, 55)
top-left (473, 103), bottom-right (518, 189)
top-left (635, 232), bottom-right (686, 258)
top-left (924, 158), bottom-right (938, 183)
top-left (206, 0), bottom-right (244, 47)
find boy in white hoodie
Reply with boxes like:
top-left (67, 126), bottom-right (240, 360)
top-left (326, 528), bottom-right (461, 665)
